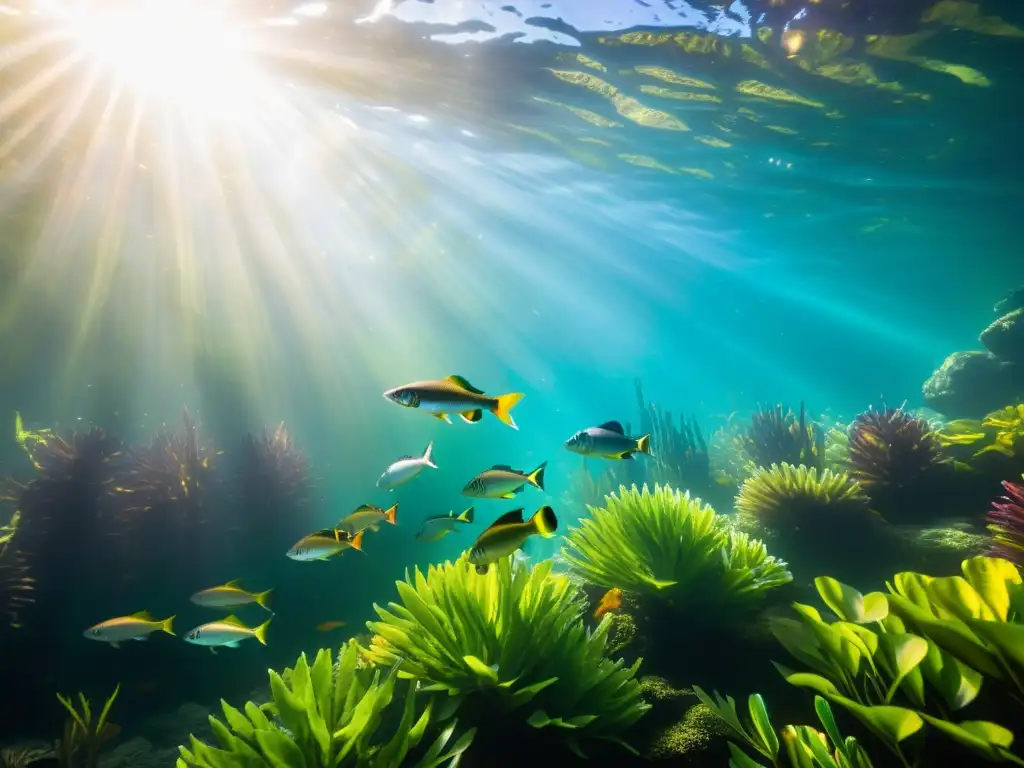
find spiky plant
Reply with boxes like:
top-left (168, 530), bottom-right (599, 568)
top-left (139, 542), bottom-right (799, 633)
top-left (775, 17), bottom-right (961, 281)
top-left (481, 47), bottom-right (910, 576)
top-left (363, 556), bottom-right (649, 758)
top-left (561, 484), bottom-right (791, 611)
top-left (743, 403), bottom-right (823, 470)
top-left (988, 476), bottom-right (1024, 566)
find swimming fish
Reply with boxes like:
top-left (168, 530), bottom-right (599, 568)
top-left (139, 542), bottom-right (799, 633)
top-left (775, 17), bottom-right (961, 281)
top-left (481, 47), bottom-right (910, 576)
top-left (286, 528), bottom-right (365, 561)
top-left (189, 580), bottom-right (273, 612)
top-left (337, 503), bottom-right (398, 534)
top-left (564, 421), bottom-right (651, 460)
top-left (415, 507), bottom-right (475, 542)
top-left (383, 375), bottom-right (524, 430)
top-left (594, 587), bottom-right (623, 620)
top-left (462, 461), bottom-right (547, 499)
top-left (377, 442), bottom-right (437, 491)
top-left (184, 614), bottom-right (271, 653)
top-left (316, 620), bottom-right (347, 632)
top-left (84, 611), bottom-right (175, 648)
top-left (468, 506), bottom-right (558, 575)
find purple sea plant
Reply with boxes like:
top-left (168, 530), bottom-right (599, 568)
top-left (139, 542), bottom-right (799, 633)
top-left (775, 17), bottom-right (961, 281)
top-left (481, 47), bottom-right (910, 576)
top-left (987, 477), bottom-right (1024, 565)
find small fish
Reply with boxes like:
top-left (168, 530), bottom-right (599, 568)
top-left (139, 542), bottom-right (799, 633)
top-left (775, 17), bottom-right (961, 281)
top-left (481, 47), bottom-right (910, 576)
top-left (337, 503), bottom-right (398, 534)
top-left (463, 461), bottom-right (547, 499)
top-left (316, 620), bottom-right (347, 632)
top-left (84, 611), bottom-right (175, 648)
top-left (594, 587), bottom-right (623, 620)
top-left (564, 420), bottom-right (651, 460)
top-left (384, 374), bottom-right (524, 430)
top-left (377, 442), bottom-right (437, 491)
top-left (190, 580), bottom-right (273, 612)
top-left (184, 614), bottom-right (271, 653)
top-left (415, 507), bottom-right (475, 542)
top-left (468, 506), bottom-right (558, 575)
top-left (287, 528), bottom-right (365, 561)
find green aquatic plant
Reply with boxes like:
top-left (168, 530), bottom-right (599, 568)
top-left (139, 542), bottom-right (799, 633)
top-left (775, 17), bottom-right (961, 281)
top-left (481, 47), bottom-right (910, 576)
top-left (177, 641), bottom-right (472, 768)
top-left (735, 463), bottom-right (873, 533)
top-left (362, 556), bottom-right (649, 757)
top-left (743, 403), bottom-right (824, 470)
top-left (56, 685), bottom-right (120, 768)
top-left (561, 484), bottom-right (791, 609)
top-left (936, 404), bottom-right (1024, 458)
top-left (634, 378), bottom-right (713, 495)
top-left (1, 744), bottom-right (57, 768)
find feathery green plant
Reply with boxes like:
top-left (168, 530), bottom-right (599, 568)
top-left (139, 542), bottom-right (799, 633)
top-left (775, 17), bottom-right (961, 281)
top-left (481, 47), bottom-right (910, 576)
top-left (363, 555), bottom-right (649, 757)
top-left (56, 685), bottom-right (120, 768)
top-left (176, 641), bottom-right (472, 768)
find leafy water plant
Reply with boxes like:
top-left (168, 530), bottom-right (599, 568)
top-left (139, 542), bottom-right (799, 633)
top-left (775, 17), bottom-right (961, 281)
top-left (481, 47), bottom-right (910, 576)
top-left (988, 476), bottom-right (1024, 566)
top-left (362, 555), bottom-right (649, 757)
top-left (561, 484), bottom-right (791, 610)
top-left (56, 685), bottom-right (120, 768)
top-left (177, 641), bottom-right (472, 768)
top-left (936, 404), bottom-right (1024, 458)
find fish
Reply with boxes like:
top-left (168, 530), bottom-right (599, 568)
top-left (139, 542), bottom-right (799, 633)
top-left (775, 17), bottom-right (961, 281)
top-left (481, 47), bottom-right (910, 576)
top-left (316, 620), bottom-right (347, 632)
top-left (376, 442), bottom-right (437, 491)
top-left (337, 503), bottom-right (398, 534)
top-left (594, 587), bottom-right (623, 620)
top-left (564, 420), bottom-right (651, 460)
top-left (468, 505), bottom-right (558, 575)
top-left (184, 614), bottom-right (272, 653)
top-left (383, 374), bottom-right (524, 430)
top-left (189, 580), bottom-right (273, 612)
top-left (415, 507), bottom-right (475, 542)
top-left (462, 461), bottom-right (547, 499)
top-left (84, 611), bottom-right (175, 648)
top-left (286, 528), bottom-right (365, 561)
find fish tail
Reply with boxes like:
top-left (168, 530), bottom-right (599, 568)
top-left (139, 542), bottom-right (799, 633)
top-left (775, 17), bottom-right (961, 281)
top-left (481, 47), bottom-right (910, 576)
top-left (529, 505), bottom-right (558, 537)
top-left (384, 504), bottom-right (398, 525)
top-left (350, 529), bottom-right (366, 552)
top-left (492, 392), bottom-right (524, 430)
top-left (527, 461), bottom-right (547, 490)
top-left (636, 434), bottom-right (652, 455)
top-left (254, 589), bottom-right (274, 611)
top-left (459, 506), bottom-right (475, 523)
top-left (253, 617), bottom-right (272, 646)
top-left (161, 616), bottom-right (176, 636)
top-left (422, 441), bottom-right (437, 468)
top-left (459, 410), bottom-right (483, 423)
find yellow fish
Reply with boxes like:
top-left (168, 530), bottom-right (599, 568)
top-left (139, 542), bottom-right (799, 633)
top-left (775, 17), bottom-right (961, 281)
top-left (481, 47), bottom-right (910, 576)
top-left (384, 374), bottom-right (524, 430)
top-left (468, 506), bottom-right (557, 574)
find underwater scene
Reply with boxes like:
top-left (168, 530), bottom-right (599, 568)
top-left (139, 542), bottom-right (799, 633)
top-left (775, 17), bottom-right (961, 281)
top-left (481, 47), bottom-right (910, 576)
top-left (1, 0), bottom-right (1023, 765)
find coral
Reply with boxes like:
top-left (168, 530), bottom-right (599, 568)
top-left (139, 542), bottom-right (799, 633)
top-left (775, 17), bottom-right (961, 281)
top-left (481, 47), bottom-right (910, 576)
top-left (735, 463), bottom-right (871, 533)
top-left (987, 476), bottom-right (1024, 565)
top-left (822, 423), bottom-right (851, 471)
top-left (562, 484), bottom-right (791, 616)
top-left (177, 641), bottom-right (472, 768)
top-left (363, 556), bottom-right (649, 757)
top-left (743, 403), bottom-right (824, 470)
top-left (56, 685), bottom-right (120, 768)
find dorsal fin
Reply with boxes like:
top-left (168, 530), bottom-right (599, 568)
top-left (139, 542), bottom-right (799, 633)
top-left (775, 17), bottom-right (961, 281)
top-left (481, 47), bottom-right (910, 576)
top-left (219, 614), bottom-right (247, 628)
top-left (597, 420), bottom-right (625, 434)
top-left (129, 610), bottom-right (154, 621)
top-left (486, 508), bottom-right (524, 530)
top-left (445, 375), bottom-right (485, 394)
top-left (223, 579), bottom-right (242, 588)
top-left (310, 528), bottom-right (339, 540)
top-left (491, 464), bottom-right (516, 471)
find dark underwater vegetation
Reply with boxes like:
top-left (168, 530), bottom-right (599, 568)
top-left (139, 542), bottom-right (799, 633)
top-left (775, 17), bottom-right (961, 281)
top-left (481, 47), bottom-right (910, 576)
top-left (1, 0), bottom-right (1024, 766)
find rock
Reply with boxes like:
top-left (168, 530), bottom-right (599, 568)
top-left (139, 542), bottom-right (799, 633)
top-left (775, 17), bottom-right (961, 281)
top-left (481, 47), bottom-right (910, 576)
top-left (99, 737), bottom-right (158, 768)
top-left (995, 286), bottom-right (1024, 315)
top-left (138, 702), bottom-right (211, 747)
top-left (890, 523), bottom-right (989, 575)
top-left (981, 309), bottom-right (1024, 363)
top-left (922, 351), bottom-right (1024, 419)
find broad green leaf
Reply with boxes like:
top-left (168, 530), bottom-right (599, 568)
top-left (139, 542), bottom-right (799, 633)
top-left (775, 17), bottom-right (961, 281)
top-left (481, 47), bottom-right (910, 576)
top-left (245, 702), bottom-right (273, 731)
top-left (728, 742), bottom-right (769, 768)
top-left (928, 577), bottom-right (995, 621)
top-left (920, 714), bottom-right (1024, 765)
top-left (773, 663), bottom-right (841, 698)
top-left (254, 730), bottom-right (306, 768)
top-left (221, 701), bottom-right (255, 740)
top-left (961, 557), bottom-right (1022, 621)
top-left (876, 634), bottom-right (928, 703)
top-left (507, 677), bottom-right (559, 709)
top-left (815, 577), bottom-right (889, 624)
top-left (462, 655), bottom-right (499, 685)
top-left (813, 697), bottom-right (848, 763)
top-left (795, 725), bottom-right (839, 768)
top-left (827, 695), bottom-right (922, 747)
top-left (747, 694), bottom-right (779, 759)
top-left (966, 619), bottom-right (1024, 692)
top-left (781, 725), bottom-right (816, 768)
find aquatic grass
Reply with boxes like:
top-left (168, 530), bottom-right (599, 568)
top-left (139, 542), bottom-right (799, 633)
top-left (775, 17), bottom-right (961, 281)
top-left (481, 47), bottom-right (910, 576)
top-left (735, 463), bottom-right (872, 532)
top-left (363, 555), bottom-right (649, 757)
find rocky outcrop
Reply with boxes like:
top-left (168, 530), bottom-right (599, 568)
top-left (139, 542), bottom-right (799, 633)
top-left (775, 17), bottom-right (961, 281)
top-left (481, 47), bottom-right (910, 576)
top-left (923, 351), bottom-right (1023, 419)
top-left (981, 308), bottom-right (1024, 363)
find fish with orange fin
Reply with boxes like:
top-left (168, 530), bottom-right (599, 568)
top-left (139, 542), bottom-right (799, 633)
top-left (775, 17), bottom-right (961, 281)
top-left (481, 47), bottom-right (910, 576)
top-left (316, 620), bottom-right (347, 632)
top-left (383, 375), bottom-right (524, 429)
top-left (594, 587), bottom-right (623, 620)
top-left (337, 503), bottom-right (398, 534)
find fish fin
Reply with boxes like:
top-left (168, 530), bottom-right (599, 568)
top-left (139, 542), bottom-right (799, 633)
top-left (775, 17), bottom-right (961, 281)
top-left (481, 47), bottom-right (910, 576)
top-left (310, 528), bottom-right (337, 538)
top-left (350, 529), bottom-right (365, 552)
top-left (384, 504), bottom-right (398, 525)
top-left (487, 508), bottom-right (525, 529)
top-left (492, 392), bottom-right (524, 429)
top-left (492, 464), bottom-right (514, 470)
top-left (254, 590), bottom-right (273, 611)
top-left (500, 492), bottom-right (517, 499)
top-left (527, 461), bottom-right (547, 490)
top-left (161, 615), bottom-right (176, 635)
top-left (636, 434), bottom-right (652, 455)
top-left (129, 610), bottom-right (154, 621)
top-left (458, 507), bottom-right (475, 523)
top-left (444, 375), bottom-right (485, 394)
top-left (135, 635), bottom-right (149, 641)
top-left (369, 523), bottom-right (381, 532)
top-left (432, 413), bottom-right (452, 423)
top-left (422, 441), bottom-right (437, 468)
top-left (224, 641), bottom-right (241, 648)
top-left (253, 617), bottom-right (272, 646)
top-left (110, 642), bottom-right (121, 649)
top-left (220, 614), bottom-right (247, 628)
top-left (209, 647), bottom-right (218, 655)
top-left (617, 452), bottom-right (635, 460)
top-left (528, 505), bottom-right (558, 538)
top-left (223, 579), bottom-right (242, 588)
top-left (460, 410), bottom-right (483, 423)
top-left (598, 420), bottom-right (625, 434)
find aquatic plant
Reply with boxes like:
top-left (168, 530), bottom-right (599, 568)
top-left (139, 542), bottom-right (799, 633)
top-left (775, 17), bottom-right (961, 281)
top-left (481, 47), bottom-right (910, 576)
top-left (743, 403), bottom-right (824, 470)
top-left (988, 476), bottom-right (1024, 565)
top-left (177, 641), bottom-right (472, 768)
top-left (0, 744), bottom-right (56, 768)
top-left (735, 463), bottom-right (872, 533)
top-left (634, 378), bottom-right (713, 495)
top-left (363, 556), bottom-right (649, 757)
top-left (561, 484), bottom-right (791, 610)
top-left (56, 685), bottom-right (120, 768)
top-left (936, 403), bottom-right (1024, 458)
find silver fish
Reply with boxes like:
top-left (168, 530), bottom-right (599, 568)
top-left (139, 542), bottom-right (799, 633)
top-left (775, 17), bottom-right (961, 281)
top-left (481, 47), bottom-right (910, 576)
top-left (564, 420), bottom-right (651, 460)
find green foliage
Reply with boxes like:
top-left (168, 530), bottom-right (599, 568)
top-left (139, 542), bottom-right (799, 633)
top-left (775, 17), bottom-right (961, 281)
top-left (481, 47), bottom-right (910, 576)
top-left (363, 555), bottom-right (649, 757)
top-left (767, 557), bottom-right (1024, 766)
top-left (176, 641), bottom-right (472, 768)
top-left (56, 685), bottom-right (120, 768)
top-left (935, 405), bottom-right (1024, 459)
top-left (561, 483), bottom-right (791, 607)
top-left (735, 464), bottom-right (871, 532)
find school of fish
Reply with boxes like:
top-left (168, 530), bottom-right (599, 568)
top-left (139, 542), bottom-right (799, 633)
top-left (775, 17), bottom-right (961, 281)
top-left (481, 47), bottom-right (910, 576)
top-left (82, 374), bottom-right (650, 651)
